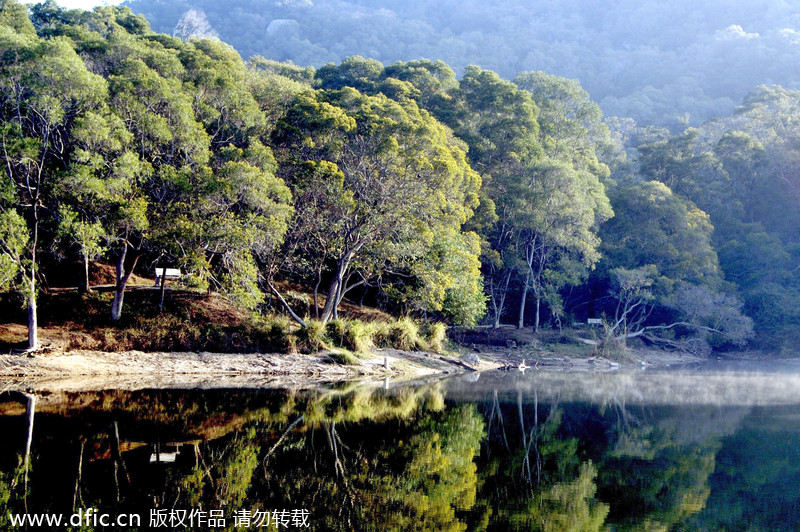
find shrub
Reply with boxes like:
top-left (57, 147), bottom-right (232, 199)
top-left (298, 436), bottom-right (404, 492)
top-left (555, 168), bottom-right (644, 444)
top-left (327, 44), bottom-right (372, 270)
top-left (294, 319), bottom-right (330, 353)
top-left (374, 317), bottom-right (422, 351)
top-left (421, 322), bottom-right (447, 353)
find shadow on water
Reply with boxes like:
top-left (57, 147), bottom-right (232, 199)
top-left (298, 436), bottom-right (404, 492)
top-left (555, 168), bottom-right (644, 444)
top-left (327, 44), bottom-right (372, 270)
top-left (2, 363), bottom-right (800, 530)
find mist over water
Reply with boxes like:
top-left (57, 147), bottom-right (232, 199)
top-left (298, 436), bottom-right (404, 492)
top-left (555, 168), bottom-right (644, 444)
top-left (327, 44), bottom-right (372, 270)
top-left (449, 361), bottom-right (800, 406)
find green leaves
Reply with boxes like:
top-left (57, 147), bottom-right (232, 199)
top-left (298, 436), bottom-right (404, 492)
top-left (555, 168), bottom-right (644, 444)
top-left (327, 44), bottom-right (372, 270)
top-left (273, 85), bottom-right (484, 323)
top-left (601, 181), bottom-right (719, 287)
top-left (57, 206), bottom-right (106, 260)
top-left (0, 208), bottom-right (27, 290)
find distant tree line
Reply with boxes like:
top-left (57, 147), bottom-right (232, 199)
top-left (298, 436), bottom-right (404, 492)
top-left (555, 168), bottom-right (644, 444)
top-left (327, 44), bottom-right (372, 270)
top-left (125, 0), bottom-right (800, 130)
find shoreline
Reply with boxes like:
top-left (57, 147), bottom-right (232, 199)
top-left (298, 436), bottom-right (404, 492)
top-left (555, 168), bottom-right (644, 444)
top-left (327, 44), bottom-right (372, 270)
top-left (0, 345), bottom-right (709, 393)
top-left (0, 347), bottom-right (500, 393)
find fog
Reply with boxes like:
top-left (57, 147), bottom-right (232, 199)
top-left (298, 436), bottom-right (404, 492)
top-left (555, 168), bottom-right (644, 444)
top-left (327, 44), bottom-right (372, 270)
top-left (448, 363), bottom-right (800, 406)
top-left (126, 0), bottom-right (800, 128)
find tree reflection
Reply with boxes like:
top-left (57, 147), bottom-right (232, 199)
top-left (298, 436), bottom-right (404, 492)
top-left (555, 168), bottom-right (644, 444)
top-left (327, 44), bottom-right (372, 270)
top-left (254, 401), bottom-right (484, 531)
top-left (0, 383), bottom-right (785, 531)
top-left (475, 388), bottom-right (609, 531)
top-left (596, 404), bottom-right (732, 531)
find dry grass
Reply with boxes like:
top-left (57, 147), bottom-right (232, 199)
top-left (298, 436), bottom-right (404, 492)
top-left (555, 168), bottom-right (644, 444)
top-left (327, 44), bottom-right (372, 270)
top-left (0, 290), bottom-right (288, 354)
top-left (0, 286), bottom-right (448, 356)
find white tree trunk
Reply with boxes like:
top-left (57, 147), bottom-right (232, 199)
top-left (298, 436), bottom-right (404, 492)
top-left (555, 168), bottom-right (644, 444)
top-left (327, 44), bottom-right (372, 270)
top-left (111, 290), bottom-right (125, 322)
top-left (27, 274), bottom-right (38, 350)
top-left (518, 276), bottom-right (529, 329)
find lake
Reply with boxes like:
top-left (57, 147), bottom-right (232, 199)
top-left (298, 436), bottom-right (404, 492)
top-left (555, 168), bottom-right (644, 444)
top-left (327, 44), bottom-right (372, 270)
top-left (2, 361), bottom-right (800, 530)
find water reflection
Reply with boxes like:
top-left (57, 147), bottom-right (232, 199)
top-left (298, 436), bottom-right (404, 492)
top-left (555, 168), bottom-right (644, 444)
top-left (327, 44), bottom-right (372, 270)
top-left (2, 367), bottom-right (800, 530)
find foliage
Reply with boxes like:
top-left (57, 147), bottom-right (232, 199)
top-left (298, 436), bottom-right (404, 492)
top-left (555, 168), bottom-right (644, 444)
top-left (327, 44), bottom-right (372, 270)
top-left (0, 210), bottom-right (27, 291)
top-left (124, 0), bottom-right (800, 129)
top-left (4, 0), bottom-right (799, 352)
top-left (273, 84), bottom-right (483, 324)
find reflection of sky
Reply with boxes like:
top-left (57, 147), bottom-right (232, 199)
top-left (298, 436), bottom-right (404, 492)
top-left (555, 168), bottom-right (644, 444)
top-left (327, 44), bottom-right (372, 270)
top-left (23, 0), bottom-right (124, 10)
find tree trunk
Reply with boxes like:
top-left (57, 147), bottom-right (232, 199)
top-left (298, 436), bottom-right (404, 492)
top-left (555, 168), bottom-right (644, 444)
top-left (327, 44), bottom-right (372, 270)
top-left (27, 218), bottom-right (39, 350)
top-left (534, 296), bottom-right (541, 334)
top-left (111, 290), bottom-right (125, 322)
top-left (313, 264), bottom-right (323, 319)
top-left (80, 254), bottom-right (91, 294)
top-left (517, 275), bottom-right (529, 329)
top-left (489, 276), bottom-right (499, 328)
top-left (158, 268), bottom-right (167, 314)
top-left (332, 278), bottom-right (340, 320)
top-left (111, 245), bottom-right (140, 322)
top-left (320, 254), bottom-right (352, 323)
top-left (27, 275), bottom-right (38, 350)
top-left (320, 275), bottom-right (342, 323)
top-left (267, 279), bottom-right (307, 327)
top-left (490, 269), bottom-right (510, 329)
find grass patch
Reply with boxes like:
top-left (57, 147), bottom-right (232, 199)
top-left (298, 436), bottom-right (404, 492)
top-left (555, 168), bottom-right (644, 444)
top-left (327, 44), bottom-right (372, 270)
top-left (420, 322), bottom-right (447, 353)
top-left (326, 319), bottom-right (375, 353)
top-left (373, 318), bottom-right (422, 350)
top-left (324, 350), bottom-right (362, 366)
top-left (293, 319), bottom-right (329, 353)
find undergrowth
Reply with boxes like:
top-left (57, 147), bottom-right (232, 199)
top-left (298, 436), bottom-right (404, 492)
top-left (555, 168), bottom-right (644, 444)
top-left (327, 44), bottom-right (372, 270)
top-left (1, 291), bottom-right (449, 357)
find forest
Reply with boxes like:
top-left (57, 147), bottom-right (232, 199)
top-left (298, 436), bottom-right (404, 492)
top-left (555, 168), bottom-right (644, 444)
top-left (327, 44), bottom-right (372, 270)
top-left (125, 0), bottom-right (800, 130)
top-left (1, 0), bottom-right (799, 356)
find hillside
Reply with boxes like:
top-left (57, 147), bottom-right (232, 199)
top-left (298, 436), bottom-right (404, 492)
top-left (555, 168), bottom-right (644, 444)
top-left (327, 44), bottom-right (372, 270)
top-left (125, 0), bottom-right (800, 129)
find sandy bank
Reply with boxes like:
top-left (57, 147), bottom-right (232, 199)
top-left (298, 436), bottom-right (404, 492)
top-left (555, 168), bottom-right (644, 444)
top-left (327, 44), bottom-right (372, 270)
top-left (0, 343), bottom-right (709, 393)
top-left (0, 348), bottom-right (503, 392)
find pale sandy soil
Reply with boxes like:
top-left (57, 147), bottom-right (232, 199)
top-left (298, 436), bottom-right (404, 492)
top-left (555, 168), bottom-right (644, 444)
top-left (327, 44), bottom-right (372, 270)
top-left (0, 343), bottom-right (705, 393)
top-left (0, 348), bottom-right (503, 392)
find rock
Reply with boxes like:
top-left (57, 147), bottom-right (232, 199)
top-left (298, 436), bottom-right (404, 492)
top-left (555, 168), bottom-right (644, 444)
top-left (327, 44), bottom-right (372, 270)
top-left (505, 339), bottom-right (517, 348)
top-left (462, 353), bottom-right (480, 365)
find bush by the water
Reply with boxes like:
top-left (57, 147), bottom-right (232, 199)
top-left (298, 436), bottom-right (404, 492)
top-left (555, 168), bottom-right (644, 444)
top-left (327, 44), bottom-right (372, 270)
top-left (295, 317), bottom-right (447, 354)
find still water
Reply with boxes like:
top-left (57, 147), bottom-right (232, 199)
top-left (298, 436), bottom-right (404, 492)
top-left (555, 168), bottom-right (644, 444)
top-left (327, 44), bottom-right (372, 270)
top-left (3, 362), bottom-right (800, 530)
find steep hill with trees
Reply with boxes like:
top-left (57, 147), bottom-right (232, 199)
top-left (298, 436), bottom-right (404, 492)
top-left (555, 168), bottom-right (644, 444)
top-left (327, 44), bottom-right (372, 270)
top-left (124, 0), bottom-right (800, 129)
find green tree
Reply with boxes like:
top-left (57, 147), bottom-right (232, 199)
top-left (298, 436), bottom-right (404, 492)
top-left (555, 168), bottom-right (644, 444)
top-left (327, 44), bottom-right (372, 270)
top-left (512, 158), bottom-right (612, 331)
top-left (598, 181), bottom-right (752, 352)
top-left (0, 5), bottom-right (106, 347)
top-left (274, 87), bottom-right (482, 323)
top-left (39, 8), bottom-right (296, 320)
top-left (512, 71), bottom-right (618, 330)
top-left (438, 66), bottom-right (543, 328)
